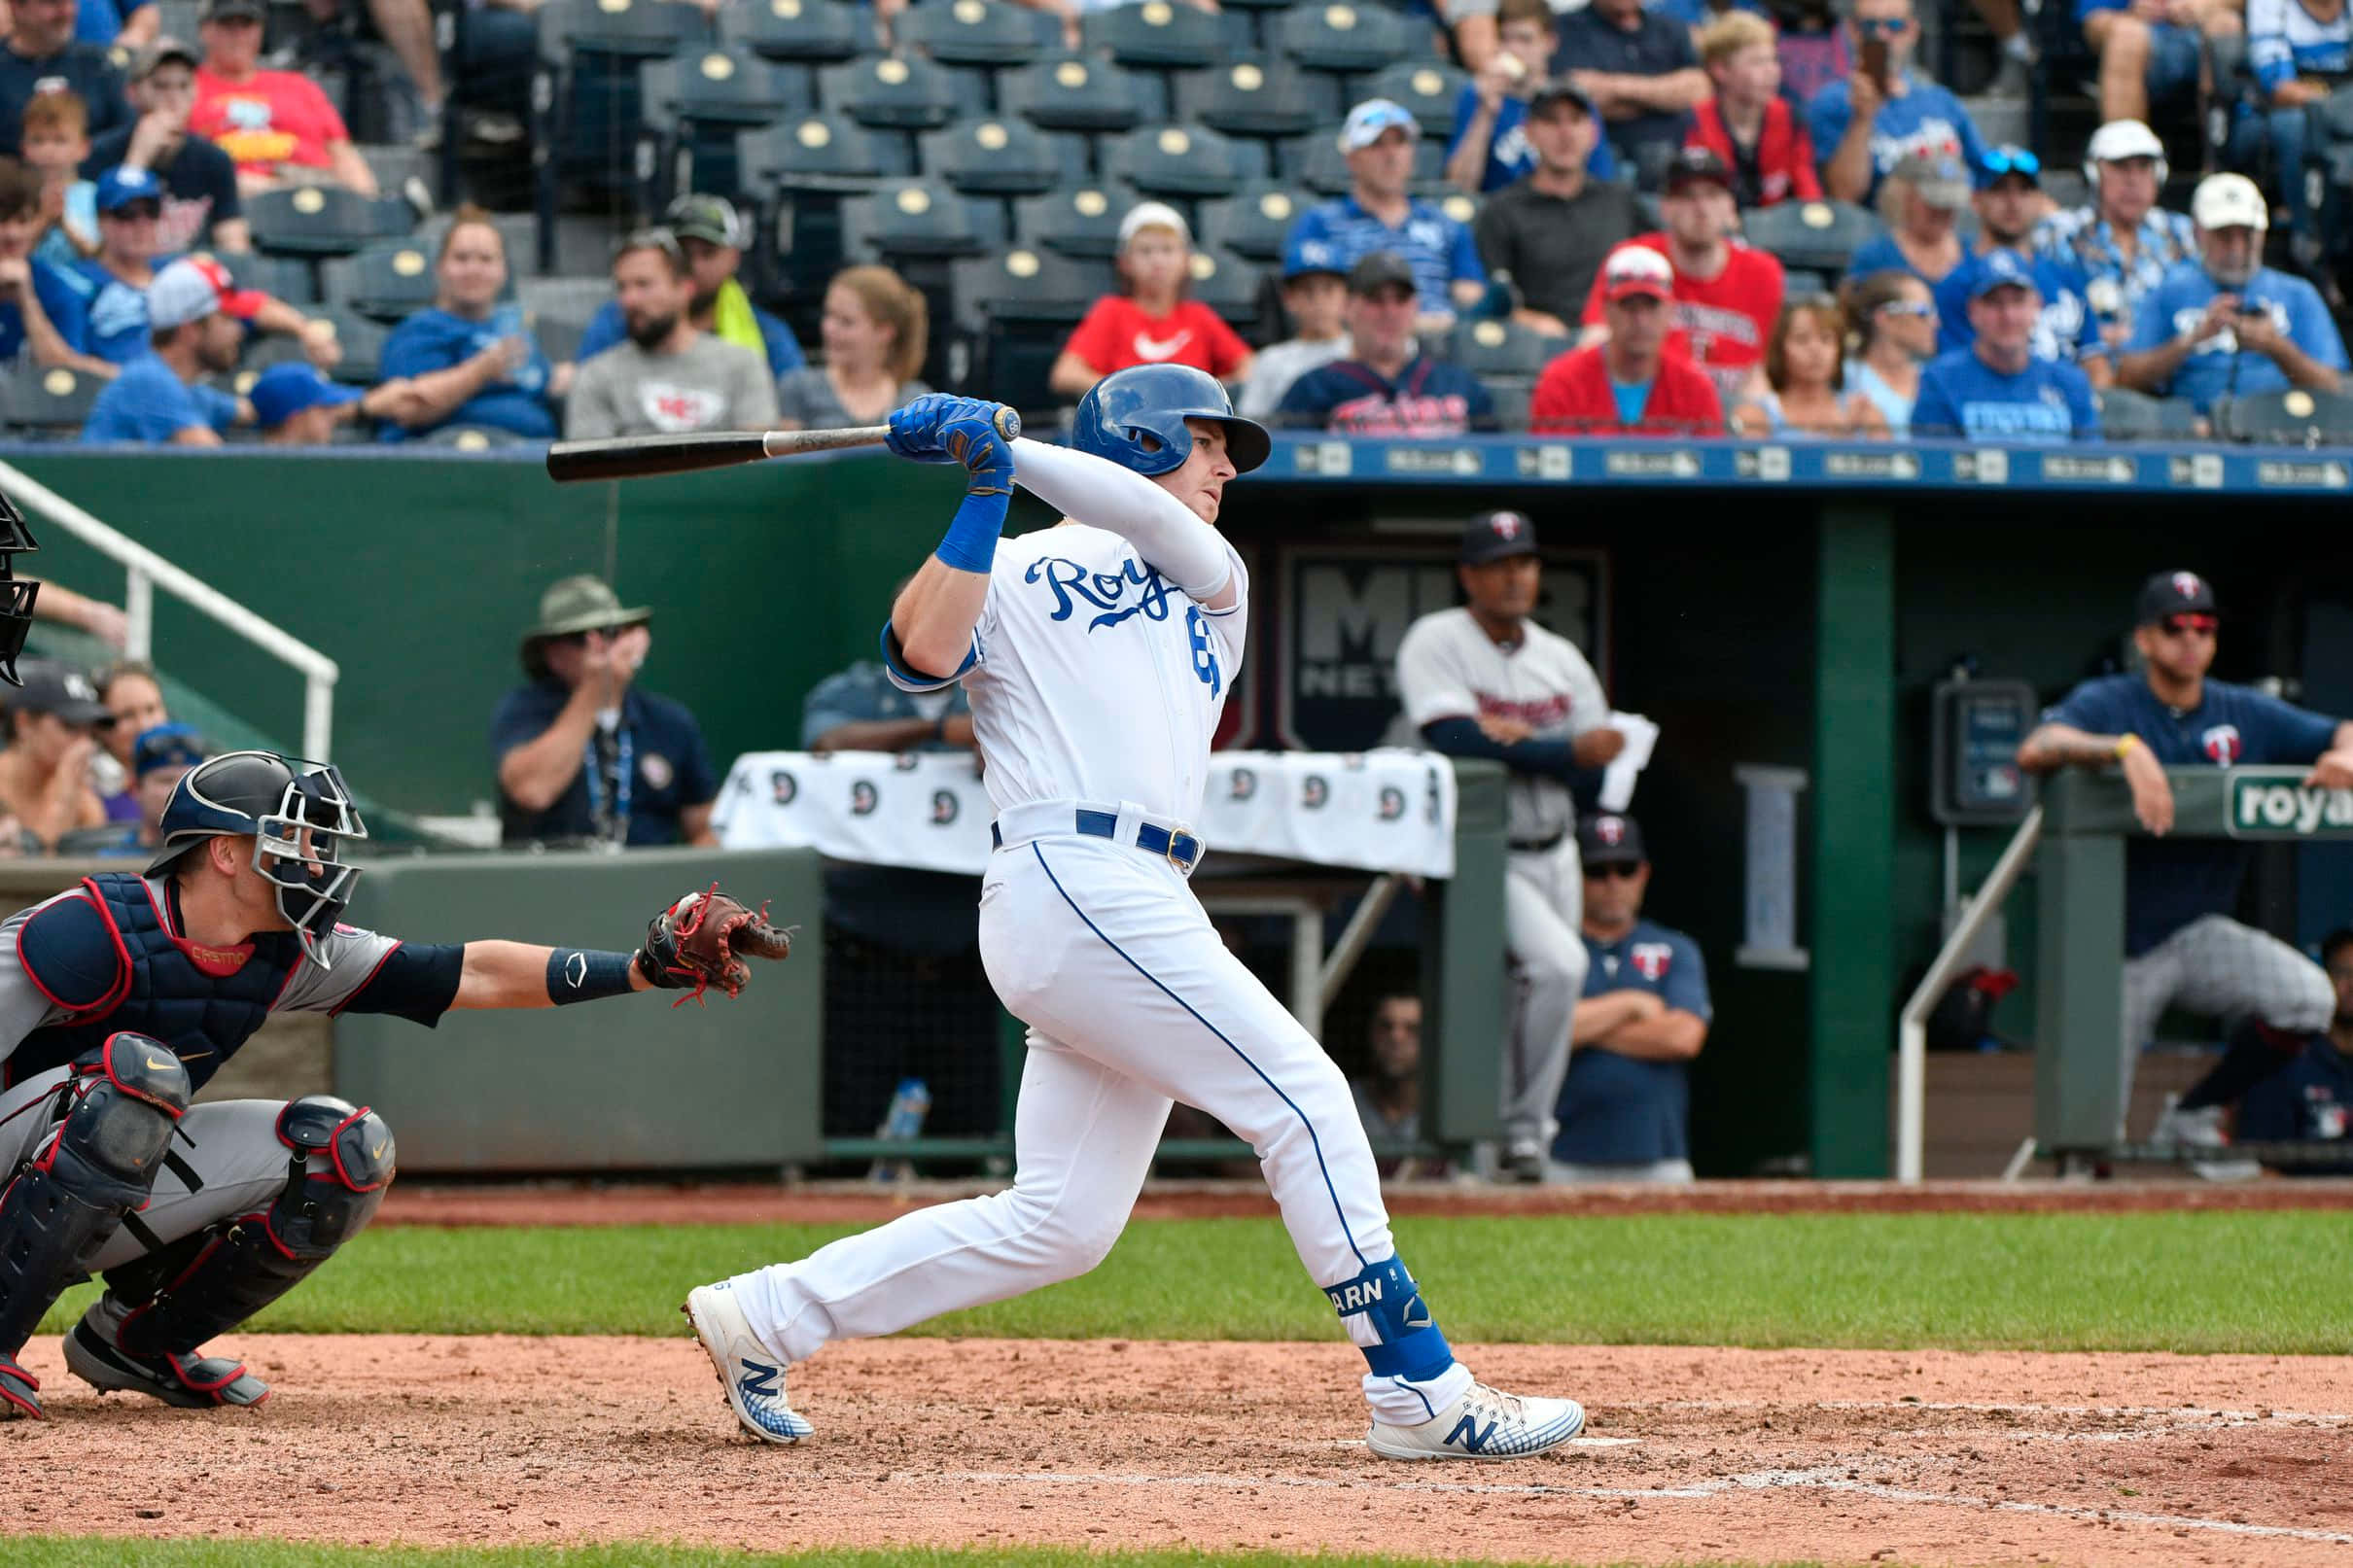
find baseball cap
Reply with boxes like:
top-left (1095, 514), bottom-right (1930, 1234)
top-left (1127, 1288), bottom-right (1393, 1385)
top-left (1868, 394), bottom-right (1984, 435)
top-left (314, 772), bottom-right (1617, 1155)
top-left (1281, 233), bottom-right (1345, 281)
top-left (2087, 118), bottom-right (2165, 165)
top-left (198, 0), bottom-right (266, 22)
top-left (147, 256), bottom-right (264, 330)
top-left (1576, 812), bottom-right (1646, 867)
top-left (249, 363), bottom-right (362, 430)
top-left (1117, 200), bottom-right (1190, 251)
top-left (1338, 98), bottom-right (1419, 154)
top-left (1890, 151), bottom-right (1973, 210)
top-left (1527, 79), bottom-right (1596, 118)
top-left (1663, 146), bottom-right (1734, 194)
top-left (1347, 250), bottom-right (1417, 296)
top-left (1965, 247), bottom-right (2039, 300)
top-left (131, 721), bottom-right (207, 781)
top-left (128, 35), bottom-right (198, 80)
top-left (1460, 509), bottom-right (1537, 565)
top-left (2135, 570), bottom-right (2220, 624)
top-left (8, 660), bottom-right (113, 726)
top-left (94, 165), bottom-right (163, 215)
top-left (1600, 244), bottom-right (1673, 304)
top-left (2193, 172), bottom-right (2268, 232)
top-left (662, 192), bottom-right (747, 249)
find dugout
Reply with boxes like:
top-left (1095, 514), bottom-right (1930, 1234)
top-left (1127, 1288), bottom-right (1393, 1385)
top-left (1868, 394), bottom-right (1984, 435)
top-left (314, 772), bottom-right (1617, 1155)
top-left (7, 436), bottom-right (2350, 1178)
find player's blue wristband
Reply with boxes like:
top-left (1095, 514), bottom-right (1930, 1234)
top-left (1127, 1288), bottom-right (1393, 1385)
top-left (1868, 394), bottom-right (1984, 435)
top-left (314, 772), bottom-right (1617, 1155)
top-left (546, 948), bottom-right (639, 1005)
top-left (933, 485), bottom-right (1010, 575)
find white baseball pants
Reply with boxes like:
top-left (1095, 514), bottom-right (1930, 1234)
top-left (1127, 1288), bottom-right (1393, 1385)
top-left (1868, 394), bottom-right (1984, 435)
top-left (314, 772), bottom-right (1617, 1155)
top-left (722, 829), bottom-right (1466, 1421)
top-left (2119, 913), bottom-right (2335, 1134)
top-left (1502, 837), bottom-right (1590, 1152)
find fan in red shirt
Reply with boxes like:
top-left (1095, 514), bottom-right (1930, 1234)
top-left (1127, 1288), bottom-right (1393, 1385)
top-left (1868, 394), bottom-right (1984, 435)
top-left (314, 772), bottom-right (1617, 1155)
top-left (1580, 148), bottom-right (1785, 410)
top-left (1049, 201), bottom-right (1253, 401)
top-left (1533, 245), bottom-right (1724, 436)
top-left (192, 0), bottom-right (378, 195)
top-left (1683, 13), bottom-right (1821, 208)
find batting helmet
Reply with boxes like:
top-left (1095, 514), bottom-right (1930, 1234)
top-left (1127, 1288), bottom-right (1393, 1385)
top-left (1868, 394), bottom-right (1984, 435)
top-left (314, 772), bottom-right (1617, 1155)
top-left (148, 750), bottom-right (369, 963)
top-left (1071, 364), bottom-right (1270, 478)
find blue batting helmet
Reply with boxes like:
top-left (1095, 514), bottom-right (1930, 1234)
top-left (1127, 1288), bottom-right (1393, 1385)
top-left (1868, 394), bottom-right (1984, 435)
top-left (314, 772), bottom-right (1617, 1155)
top-left (148, 750), bottom-right (369, 964)
top-left (1071, 365), bottom-right (1270, 477)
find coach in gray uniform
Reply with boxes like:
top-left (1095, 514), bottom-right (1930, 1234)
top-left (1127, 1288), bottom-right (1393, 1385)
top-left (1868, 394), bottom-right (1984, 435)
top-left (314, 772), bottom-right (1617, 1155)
top-left (1395, 511), bottom-right (1625, 1180)
top-left (0, 749), bottom-right (756, 1421)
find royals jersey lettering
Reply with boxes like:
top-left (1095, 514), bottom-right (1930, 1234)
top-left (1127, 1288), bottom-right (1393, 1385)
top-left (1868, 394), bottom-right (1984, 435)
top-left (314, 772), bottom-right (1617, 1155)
top-left (1393, 607), bottom-right (1605, 844)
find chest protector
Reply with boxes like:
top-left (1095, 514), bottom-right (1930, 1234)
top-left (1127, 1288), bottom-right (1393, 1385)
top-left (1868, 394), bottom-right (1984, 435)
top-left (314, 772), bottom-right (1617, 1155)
top-left (9, 874), bottom-right (302, 1092)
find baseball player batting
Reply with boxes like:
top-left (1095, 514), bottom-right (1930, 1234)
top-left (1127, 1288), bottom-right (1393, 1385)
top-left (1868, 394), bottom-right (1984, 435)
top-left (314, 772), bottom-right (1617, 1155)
top-left (684, 366), bottom-right (1586, 1460)
top-left (0, 747), bottom-right (788, 1419)
top-left (1394, 512), bottom-right (1625, 1180)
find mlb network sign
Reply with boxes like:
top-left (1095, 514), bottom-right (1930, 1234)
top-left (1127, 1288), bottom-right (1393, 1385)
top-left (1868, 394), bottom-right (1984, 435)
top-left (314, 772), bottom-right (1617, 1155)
top-left (2226, 768), bottom-right (2353, 840)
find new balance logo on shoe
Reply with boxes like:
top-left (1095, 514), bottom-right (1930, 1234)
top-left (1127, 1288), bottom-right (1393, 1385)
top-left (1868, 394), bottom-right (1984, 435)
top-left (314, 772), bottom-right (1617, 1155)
top-left (1447, 1413), bottom-right (1496, 1453)
top-left (739, 1360), bottom-right (780, 1398)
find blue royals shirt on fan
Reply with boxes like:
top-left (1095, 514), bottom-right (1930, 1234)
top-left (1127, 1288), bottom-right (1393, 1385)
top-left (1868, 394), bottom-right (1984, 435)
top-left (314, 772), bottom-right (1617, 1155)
top-left (1934, 249), bottom-right (2101, 362)
top-left (0, 255), bottom-right (92, 364)
top-left (2122, 261), bottom-right (2350, 413)
top-left (1909, 347), bottom-right (2099, 440)
top-left (2044, 673), bottom-right (2341, 956)
top-left (1807, 73), bottom-right (1990, 201)
top-left (1445, 89), bottom-right (1619, 193)
top-left (1284, 196), bottom-right (1487, 318)
top-left (1553, 919), bottom-right (1712, 1167)
top-left (378, 303), bottom-right (557, 441)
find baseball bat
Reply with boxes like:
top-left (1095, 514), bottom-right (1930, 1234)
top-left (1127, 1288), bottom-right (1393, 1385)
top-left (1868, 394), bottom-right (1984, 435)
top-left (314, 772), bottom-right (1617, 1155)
top-left (544, 406), bottom-right (1020, 485)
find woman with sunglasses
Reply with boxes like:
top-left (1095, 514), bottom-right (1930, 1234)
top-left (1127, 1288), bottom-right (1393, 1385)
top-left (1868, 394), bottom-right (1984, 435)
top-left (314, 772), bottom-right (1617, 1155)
top-left (1735, 296), bottom-right (1889, 436)
top-left (1842, 268), bottom-right (1938, 433)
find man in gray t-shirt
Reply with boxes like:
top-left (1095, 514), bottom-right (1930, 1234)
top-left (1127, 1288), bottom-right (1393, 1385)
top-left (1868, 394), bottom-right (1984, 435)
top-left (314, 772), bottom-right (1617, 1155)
top-left (564, 230), bottom-right (781, 439)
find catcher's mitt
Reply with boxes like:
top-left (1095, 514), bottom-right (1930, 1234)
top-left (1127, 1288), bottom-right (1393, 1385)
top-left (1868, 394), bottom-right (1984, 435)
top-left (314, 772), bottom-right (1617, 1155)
top-left (637, 884), bottom-right (795, 1005)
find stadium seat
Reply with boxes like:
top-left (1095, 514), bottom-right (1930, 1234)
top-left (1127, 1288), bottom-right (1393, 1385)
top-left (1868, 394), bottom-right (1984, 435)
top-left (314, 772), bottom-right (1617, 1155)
top-left (319, 309), bottom-right (392, 385)
top-left (543, 0), bottom-right (697, 59)
top-left (1172, 58), bottom-right (1334, 141)
top-left (532, 0), bottom-right (700, 261)
top-left (952, 247), bottom-right (1116, 412)
top-left (1013, 185), bottom-right (1141, 259)
top-left (1183, 247), bottom-right (1264, 335)
top-left (333, 239), bottom-right (441, 322)
top-left (218, 250), bottom-right (321, 306)
top-left (723, 0), bottom-right (866, 65)
top-left (519, 276), bottom-right (611, 365)
top-left (922, 117), bottom-right (1065, 196)
top-left (245, 186), bottom-right (414, 257)
top-left (2095, 389), bottom-right (2205, 441)
top-left (823, 53), bottom-right (965, 132)
top-left (2212, 389), bottom-right (2353, 444)
top-left (1082, 0), bottom-right (1223, 71)
top-left (1447, 316), bottom-right (1564, 378)
top-left (642, 47), bottom-right (810, 204)
top-left (1360, 61), bottom-right (1467, 139)
top-left (897, 0), bottom-right (1060, 67)
top-left (740, 114), bottom-right (904, 187)
top-left (998, 55), bottom-right (1155, 133)
top-left (1195, 183), bottom-right (1311, 263)
top-left (1104, 122), bottom-right (1247, 198)
top-left (1739, 198), bottom-right (1884, 275)
top-left (842, 179), bottom-right (996, 260)
top-left (2, 363), bottom-right (101, 437)
top-left (1268, 1), bottom-right (1417, 75)
top-left (422, 424), bottom-right (530, 449)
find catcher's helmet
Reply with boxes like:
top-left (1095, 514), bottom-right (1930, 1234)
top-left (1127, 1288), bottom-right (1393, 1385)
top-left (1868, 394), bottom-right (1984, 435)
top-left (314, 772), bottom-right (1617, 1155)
top-left (0, 490), bottom-right (42, 688)
top-left (148, 750), bottom-right (369, 964)
top-left (1071, 364), bottom-right (1270, 478)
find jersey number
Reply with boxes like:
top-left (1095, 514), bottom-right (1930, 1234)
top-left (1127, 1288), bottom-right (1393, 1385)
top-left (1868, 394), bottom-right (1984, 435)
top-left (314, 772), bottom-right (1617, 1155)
top-left (1185, 607), bottom-right (1221, 700)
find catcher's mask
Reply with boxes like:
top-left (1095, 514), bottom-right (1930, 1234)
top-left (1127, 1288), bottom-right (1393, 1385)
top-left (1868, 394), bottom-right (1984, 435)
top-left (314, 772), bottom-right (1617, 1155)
top-left (147, 750), bottom-right (369, 964)
top-left (0, 490), bottom-right (42, 687)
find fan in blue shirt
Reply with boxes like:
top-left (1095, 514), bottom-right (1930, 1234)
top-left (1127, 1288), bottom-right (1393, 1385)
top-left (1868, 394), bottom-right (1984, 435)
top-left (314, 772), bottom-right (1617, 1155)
top-left (1447, 85), bottom-right (1619, 193)
top-left (1930, 146), bottom-right (2102, 364)
top-left (81, 349), bottom-right (236, 442)
top-left (1551, 814), bottom-right (1711, 1178)
top-left (0, 249), bottom-right (95, 366)
top-left (1911, 249), bottom-right (2100, 439)
top-left (1290, 100), bottom-right (1488, 324)
top-left (379, 302), bottom-right (556, 441)
top-left (2115, 173), bottom-right (2348, 413)
top-left (1807, 0), bottom-right (1989, 202)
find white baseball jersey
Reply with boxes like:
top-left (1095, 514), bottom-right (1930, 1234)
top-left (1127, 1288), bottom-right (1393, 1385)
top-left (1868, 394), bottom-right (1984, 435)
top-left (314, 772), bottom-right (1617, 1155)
top-left (1394, 608), bottom-right (1606, 844)
top-left (888, 522), bottom-right (1247, 824)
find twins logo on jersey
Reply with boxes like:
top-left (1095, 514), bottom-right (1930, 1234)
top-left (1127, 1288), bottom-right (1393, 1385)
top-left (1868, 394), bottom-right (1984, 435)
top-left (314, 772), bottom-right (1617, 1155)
top-left (2201, 724), bottom-right (2243, 764)
top-left (1026, 555), bottom-right (1181, 632)
top-left (1630, 942), bottom-right (1673, 981)
top-left (1476, 691), bottom-right (1573, 728)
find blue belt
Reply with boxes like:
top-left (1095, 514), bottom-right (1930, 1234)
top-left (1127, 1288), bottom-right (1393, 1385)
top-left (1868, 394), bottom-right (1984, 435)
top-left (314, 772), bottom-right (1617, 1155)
top-left (990, 809), bottom-right (1203, 874)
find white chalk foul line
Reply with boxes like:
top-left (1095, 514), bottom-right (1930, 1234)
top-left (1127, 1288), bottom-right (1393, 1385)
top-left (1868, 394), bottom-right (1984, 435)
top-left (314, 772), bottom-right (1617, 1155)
top-left (1643, 1397), bottom-right (2353, 1426)
top-left (921, 1466), bottom-right (2353, 1547)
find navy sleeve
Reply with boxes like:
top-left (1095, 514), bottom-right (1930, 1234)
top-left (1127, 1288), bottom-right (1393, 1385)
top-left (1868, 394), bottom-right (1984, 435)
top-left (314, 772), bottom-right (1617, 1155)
top-left (334, 941), bottom-right (464, 1026)
top-left (1275, 367), bottom-right (1335, 423)
top-left (489, 686), bottom-right (553, 759)
top-left (2243, 691), bottom-right (2343, 764)
top-left (2044, 679), bottom-right (2122, 732)
top-left (1421, 716), bottom-right (1582, 783)
top-left (1662, 933), bottom-right (1713, 1022)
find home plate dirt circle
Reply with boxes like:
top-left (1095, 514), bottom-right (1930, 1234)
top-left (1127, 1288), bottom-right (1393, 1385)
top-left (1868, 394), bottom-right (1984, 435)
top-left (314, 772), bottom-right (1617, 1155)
top-left (7, 1335), bottom-right (2350, 1565)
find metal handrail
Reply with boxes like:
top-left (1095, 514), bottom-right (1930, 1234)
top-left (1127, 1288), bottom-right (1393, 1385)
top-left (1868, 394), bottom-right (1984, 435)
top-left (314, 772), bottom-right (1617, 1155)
top-left (1893, 804), bottom-right (2044, 1183)
top-left (0, 461), bottom-right (339, 760)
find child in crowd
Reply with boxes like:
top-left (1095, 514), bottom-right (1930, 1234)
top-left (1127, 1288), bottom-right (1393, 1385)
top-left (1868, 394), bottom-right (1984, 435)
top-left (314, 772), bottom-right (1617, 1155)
top-left (21, 92), bottom-right (97, 266)
top-left (1684, 12), bottom-right (1821, 207)
top-left (1048, 201), bottom-right (1253, 401)
top-left (1237, 240), bottom-right (1352, 418)
top-left (1734, 295), bottom-right (1888, 436)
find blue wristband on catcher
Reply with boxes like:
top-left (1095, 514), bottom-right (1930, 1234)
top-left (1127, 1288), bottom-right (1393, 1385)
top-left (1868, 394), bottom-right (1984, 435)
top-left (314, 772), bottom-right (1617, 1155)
top-left (546, 948), bottom-right (638, 1005)
top-left (933, 485), bottom-right (1010, 575)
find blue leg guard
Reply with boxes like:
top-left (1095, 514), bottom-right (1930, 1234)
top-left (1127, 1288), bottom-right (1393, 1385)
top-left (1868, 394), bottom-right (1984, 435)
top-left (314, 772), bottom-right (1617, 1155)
top-left (1323, 1256), bottom-right (1454, 1383)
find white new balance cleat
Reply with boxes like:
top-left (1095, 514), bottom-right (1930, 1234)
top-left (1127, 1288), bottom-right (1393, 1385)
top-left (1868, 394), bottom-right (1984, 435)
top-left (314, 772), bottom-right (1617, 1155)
top-left (1368, 1380), bottom-right (1585, 1461)
top-left (683, 1283), bottom-right (813, 1445)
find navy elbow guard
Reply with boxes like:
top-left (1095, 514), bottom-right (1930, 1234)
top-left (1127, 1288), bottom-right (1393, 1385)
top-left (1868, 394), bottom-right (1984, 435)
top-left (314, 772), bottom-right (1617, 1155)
top-left (546, 948), bottom-right (639, 1004)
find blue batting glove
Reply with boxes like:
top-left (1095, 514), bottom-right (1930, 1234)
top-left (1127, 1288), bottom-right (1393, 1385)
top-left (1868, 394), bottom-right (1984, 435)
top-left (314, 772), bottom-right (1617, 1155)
top-left (884, 394), bottom-right (962, 462)
top-left (941, 400), bottom-right (1018, 496)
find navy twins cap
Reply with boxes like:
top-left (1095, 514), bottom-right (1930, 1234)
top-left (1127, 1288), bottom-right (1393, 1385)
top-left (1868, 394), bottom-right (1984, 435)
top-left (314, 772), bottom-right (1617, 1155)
top-left (1460, 509), bottom-right (1537, 565)
top-left (2136, 570), bottom-right (2219, 624)
top-left (1577, 812), bottom-right (1645, 866)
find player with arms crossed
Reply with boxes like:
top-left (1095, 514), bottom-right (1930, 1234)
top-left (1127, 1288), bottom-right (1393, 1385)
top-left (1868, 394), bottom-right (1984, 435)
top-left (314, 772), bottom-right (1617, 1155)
top-left (2018, 570), bottom-right (2353, 1142)
top-left (0, 746), bottom-right (788, 1419)
top-left (684, 366), bottom-right (1587, 1461)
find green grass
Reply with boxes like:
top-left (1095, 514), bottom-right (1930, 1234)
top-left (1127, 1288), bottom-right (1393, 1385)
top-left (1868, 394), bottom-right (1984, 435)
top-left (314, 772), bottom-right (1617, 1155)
top-left (0, 1546), bottom-right (1804, 1568)
top-left (40, 1212), bottom-right (2353, 1354)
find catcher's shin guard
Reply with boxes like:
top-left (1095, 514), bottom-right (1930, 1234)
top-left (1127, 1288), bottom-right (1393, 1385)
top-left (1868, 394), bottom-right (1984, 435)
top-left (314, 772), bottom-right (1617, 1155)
top-left (0, 1035), bottom-right (189, 1411)
top-left (106, 1097), bottom-right (394, 1362)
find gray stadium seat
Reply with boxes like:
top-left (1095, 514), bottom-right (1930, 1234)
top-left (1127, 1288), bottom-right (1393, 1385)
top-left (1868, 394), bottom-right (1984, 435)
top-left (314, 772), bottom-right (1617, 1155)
top-left (2095, 388), bottom-right (2206, 441)
top-left (331, 239), bottom-right (440, 322)
top-left (644, 47), bottom-right (809, 128)
top-left (922, 117), bottom-right (1066, 196)
top-left (1183, 246), bottom-right (1264, 335)
top-left (1012, 185), bottom-right (1141, 259)
top-left (897, 0), bottom-right (1060, 66)
top-left (317, 309), bottom-right (391, 384)
top-left (1268, 1), bottom-right (1417, 74)
top-left (842, 179), bottom-right (995, 259)
top-left (952, 247), bottom-right (1116, 411)
top-left (740, 114), bottom-right (903, 188)
top-left (1740, 198), bottom-right (1884, 275)
top-left (219, 250), bottom-right (321, 306)
top-left (822, 53), bottom-right (964, 132)
top-left (998, 55), bottom-right (1155, 133)
top-left (3, 363), bottom-right (102, 437)
top-left (2213, 389), bottom-right (2353, 444)
top-left (1083, 0), bottom-right (1223, 70)
top-left (1104, 122), bottom-right (1247, 198)
top-left (723, 0), bottom-right (866, 65)
top-left (1360, 61), bottom-right (1467, 138)
top-left (1172, 58), bottom-right (1334, 141)
top-left (246, 186), bottom-right (414, 257)
top-left (1195, 183), bottom-right (1312, 263)
top-left (422, 424), bottom-right (530, 449)
top-left (1447, 316), bottom-right (1564, 378)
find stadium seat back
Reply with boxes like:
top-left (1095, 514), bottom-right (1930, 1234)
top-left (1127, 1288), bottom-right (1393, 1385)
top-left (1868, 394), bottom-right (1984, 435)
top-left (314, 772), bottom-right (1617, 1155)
top-left (899, 0), bottom-right (1060, 66)
top-left (1448, 316), bottom-right (1563, 378)
top-left (1738, 198), bottom-right (1884, 273)
top-left (422, 424), bottom-right (529, 449)
top-left (3, 363), bottom-right (102, 436)
top-left (952, 247), bottom-right (1114, 329)
top-left (1184, 246), bottom-right (1263, 333)
top-left (1105, 122), bottom-right (1245, 198)
top-left (1013, 184), bottom-right (1142, 259)
top-left (740, 114), bottom-right (895, 186)
top-left (334, 238), bottom-right (442, 322)
top-left (822, 53), bottom-right (964, 131)
top-left (1359, 60), bottom-right (1466, 138)
top-left (246, 186), bottom-right (415, 257)
top-left (645, 47), bottom-right (809, 126)
top-left (842, 179), bottom-right (993, 260)
top-left (1195, 182), bottom-right (1311, 262)
top-left (723, 0), bottom-right (865, 64)
top-left (1269, 1), bottom-right (1417, 74)
top-left (922, 117), bottom-right (1065, 195)
top-left (1083, 1), bottom-right (1224, 70)
top-left (316, 307), bottom-right (392, 382)
top-left (1173, 57), bottom-right (1331, 140)
top-left (544, 0), bottom-right (695, 58)
top-left (219, 250), bottom-right (321, 305)
top-left (2213, 388), bottom-right (2353, 444)
top-left (2094, 388), bottom-right (2204, 441)
top-left (998, 54), bottom-right (1152, 133)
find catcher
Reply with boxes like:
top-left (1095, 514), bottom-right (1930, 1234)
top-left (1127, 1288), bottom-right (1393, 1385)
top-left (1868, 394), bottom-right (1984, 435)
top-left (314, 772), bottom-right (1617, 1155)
top-left (0, 749), bottom-right (789, 1419)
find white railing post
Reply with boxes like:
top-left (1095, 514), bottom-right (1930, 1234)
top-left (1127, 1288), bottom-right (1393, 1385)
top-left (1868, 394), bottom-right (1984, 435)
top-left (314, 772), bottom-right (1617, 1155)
top-left (123, 568), bottom-right (153, 662)
top-left (302, 675), bottom-right (334, 763)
